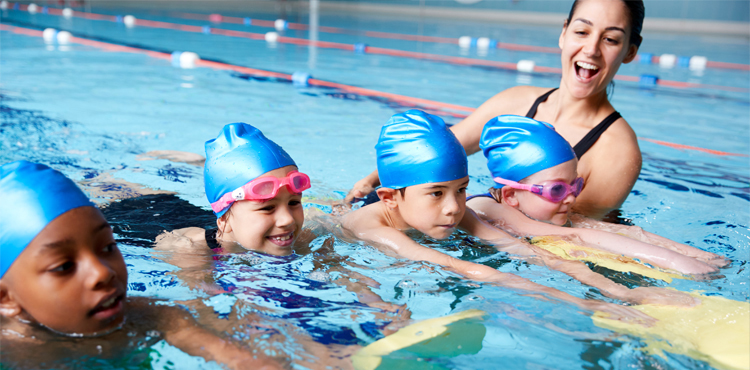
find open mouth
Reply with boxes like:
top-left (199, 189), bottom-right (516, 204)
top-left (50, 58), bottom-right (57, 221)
top-left (575, 61), bottom-right (600, 81)
top-left (89, 293), bottom-right (124, 319)
top-left (268, 232), bottom-right (294, 246)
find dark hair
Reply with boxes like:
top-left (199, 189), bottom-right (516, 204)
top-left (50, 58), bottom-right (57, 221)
top-left (566, 0), bottom-right (644, 48)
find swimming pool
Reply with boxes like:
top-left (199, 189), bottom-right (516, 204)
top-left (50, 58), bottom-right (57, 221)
top-left (1, 3), bottom-right (748, 369)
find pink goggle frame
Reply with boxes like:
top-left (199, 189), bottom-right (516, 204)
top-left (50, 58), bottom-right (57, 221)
top-left (493, 176), bottom-right (584, 203)
top-left (211, 171), bottom-right (311, 214)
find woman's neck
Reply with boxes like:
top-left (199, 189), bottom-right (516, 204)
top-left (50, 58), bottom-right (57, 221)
top-left (549, 84), bottom-right (612, 129)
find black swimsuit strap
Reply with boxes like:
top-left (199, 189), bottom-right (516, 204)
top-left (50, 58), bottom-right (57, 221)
top-left (572, 111), bottom-right (621, 159)
top-left (525, 88), bottom-right (558, 118)
top-left (205, 228), bottom-right (221, 250)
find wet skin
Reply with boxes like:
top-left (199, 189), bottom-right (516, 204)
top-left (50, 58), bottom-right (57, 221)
top-left (0, 206), bottom-right (127, 335)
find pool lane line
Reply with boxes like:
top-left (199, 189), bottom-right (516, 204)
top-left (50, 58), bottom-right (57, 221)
top-left (0, 22), bottom-right (474, 117)
top-left (1, 22), bottom-right (746, 158)
top-left (170, 10), bottom-right (750, 72)
top-left (11, 4), bottom-right (750, 94)
top-left (166, 11), bottom-right (564, 54)
top-left (637, 138), bottom-right (748, 157)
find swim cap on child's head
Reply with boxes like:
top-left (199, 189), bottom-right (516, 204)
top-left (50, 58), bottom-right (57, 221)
top-left (480, 115), bottom-right (575, 186)
top-left (204, 122), bottom-right (296, 217)
top-left (0, 160), bottom-right (94, 277)
top-left (376, 110), bottom-right (468, 189)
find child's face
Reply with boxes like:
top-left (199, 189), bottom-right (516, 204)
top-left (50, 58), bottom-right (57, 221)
top-left (0, 206), bottom-right (128, 335)
top-left (507, 159), bottom-right (578, 225)
top-left (220, 165), bottom-right (304, 256)
top-left (396, 176), bottom-right (469, 239)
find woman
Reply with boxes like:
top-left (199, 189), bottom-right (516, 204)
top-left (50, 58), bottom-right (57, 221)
top-left (346, 0), bottom-right (644, 220)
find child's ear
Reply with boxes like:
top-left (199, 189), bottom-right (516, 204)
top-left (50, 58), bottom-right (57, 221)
top-left (376, 188), bottom-right (399, 209)
top-left (0, 282), bottom-right (22, 318)
top-left (501, 187), bottom-right (520, 208)
top-left (216, 212), bottom-right (233, 236)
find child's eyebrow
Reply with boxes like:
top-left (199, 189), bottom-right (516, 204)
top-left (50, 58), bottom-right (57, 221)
top-left (38, 222), bottom-right (111, 251)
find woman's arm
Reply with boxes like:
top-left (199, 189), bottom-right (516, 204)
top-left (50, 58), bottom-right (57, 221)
top-left (572, 119), bottom-right (642, 219)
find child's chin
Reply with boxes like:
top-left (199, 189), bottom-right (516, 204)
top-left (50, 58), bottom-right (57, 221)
top-left (550, 215), bottom-right (569, 226)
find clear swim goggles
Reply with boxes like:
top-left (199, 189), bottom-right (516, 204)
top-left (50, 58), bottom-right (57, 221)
top-left (211, 171), bottom-right (311, 213)
top-left (493, 176), bottom-right (584, 203)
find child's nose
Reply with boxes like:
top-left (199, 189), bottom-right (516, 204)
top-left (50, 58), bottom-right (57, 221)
top-left (275, 205), bottom-right (296, 228)
top-left (85, 255), bottom-right (116, 290)
top-left (562, 192), bottom-right (576, 205)
top-left (443, 195), bottom-right (462, 216)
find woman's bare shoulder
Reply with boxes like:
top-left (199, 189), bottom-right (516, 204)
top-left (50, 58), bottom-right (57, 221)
top-left (485, 86), bottom-right (552, 109)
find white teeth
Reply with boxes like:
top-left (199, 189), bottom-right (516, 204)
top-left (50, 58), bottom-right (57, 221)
top-left (101, 297), bottom-right (116, 308)
top-left (271, 234), bottom-right (292, 241)
top-left (576, 61), bottom-right (598, 70)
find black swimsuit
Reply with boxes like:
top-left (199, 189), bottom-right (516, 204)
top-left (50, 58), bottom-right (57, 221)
top-left (205, 228), bottom-right (222, 250)
top-left (525, 88), bottom-right (622, 159)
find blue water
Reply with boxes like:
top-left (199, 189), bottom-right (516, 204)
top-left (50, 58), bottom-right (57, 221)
top-left (1, 5), bottom-right (749, 370)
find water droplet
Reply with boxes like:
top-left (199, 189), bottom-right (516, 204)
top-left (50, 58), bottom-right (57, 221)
top-left (397, 278), bottom-right (417, 288)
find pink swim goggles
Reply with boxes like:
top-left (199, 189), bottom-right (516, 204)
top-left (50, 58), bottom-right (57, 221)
top-left (493, 176), bottom-right (584, 203)
top-left (211, 171), bottom-right (311, 213)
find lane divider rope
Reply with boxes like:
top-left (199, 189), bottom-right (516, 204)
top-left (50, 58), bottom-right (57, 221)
top-left (167, 9), bottom-right (750, 72)
top-left (7, 3), bottom-right (749, 94)
top-left (0, 22), bottom-right (746, 157)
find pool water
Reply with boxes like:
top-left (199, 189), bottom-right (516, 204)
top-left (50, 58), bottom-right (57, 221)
top-left (1, 4), bottom-right (749, 370)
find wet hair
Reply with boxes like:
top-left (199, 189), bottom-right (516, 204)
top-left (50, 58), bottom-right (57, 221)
top-left (566, 0), bottom-right (644, 48)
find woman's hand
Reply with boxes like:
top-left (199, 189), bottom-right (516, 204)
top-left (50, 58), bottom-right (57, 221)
top-left (343, 170), bottom-right (380, 204)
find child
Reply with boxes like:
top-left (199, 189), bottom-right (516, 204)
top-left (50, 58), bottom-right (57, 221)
top-left (154, 123), bottom-right (410, 341)
top-left (341, 110), bottom-right (668, 318)
top-left (468, 115), bottom-right (727, 274)
top-left (155, 122), bottom-right (314, 256)
top-left (0, 160), bottom-right (282, 369)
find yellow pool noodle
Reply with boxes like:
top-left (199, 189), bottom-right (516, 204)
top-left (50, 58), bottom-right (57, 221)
top-left (352, 309), bottom-right (487, 370)
top-left (531, 236), bottom-right (686, 283)
top-left (593, 292), bottom-right (749, 370)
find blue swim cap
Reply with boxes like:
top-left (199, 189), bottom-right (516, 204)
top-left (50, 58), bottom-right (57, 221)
top-left (376, 110), bottom-right (468, 189)
top-left (480, 115), bottom-right (575, 186)
top-left (0, 161), bottom-right (94, 277)
top-left (204, 122), bottom-right (296, 217)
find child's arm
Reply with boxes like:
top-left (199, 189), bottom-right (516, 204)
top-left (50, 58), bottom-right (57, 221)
top-left (460, 210), bottom-right (698, 306)
top-left (356, 225), bottom-right (655, 323)
top-left (474, 203), bottom-right (717, 275)
top-left (131, 299), bottom-right (284, 370)
top-left (569, 213), bottom-right (728, 267)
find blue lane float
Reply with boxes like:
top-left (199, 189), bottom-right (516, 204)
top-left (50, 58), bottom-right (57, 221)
top-left (243, 17), bottom-right (252, 26)
top-left (354, 43), bottom-right (368, 54)
top-left (202, 25), bottom-right (211, 34)
top-left (639, 74), bottom-right (659, 89)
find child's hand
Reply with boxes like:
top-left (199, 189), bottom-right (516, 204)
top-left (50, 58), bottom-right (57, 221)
top-left (625, 287), bottom-right (700, 307)
top-left (698, 254), bottom-right (730, 268)
top-left (580, 300), bottom-right (656, 327)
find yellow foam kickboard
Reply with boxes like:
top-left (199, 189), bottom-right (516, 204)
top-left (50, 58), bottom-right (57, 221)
top-left (352, 309), bottom-right (487, 370)
top-left (531, 236), bottom-right (686, 283)
top-left (593, 292), bottom-right (750, 370)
